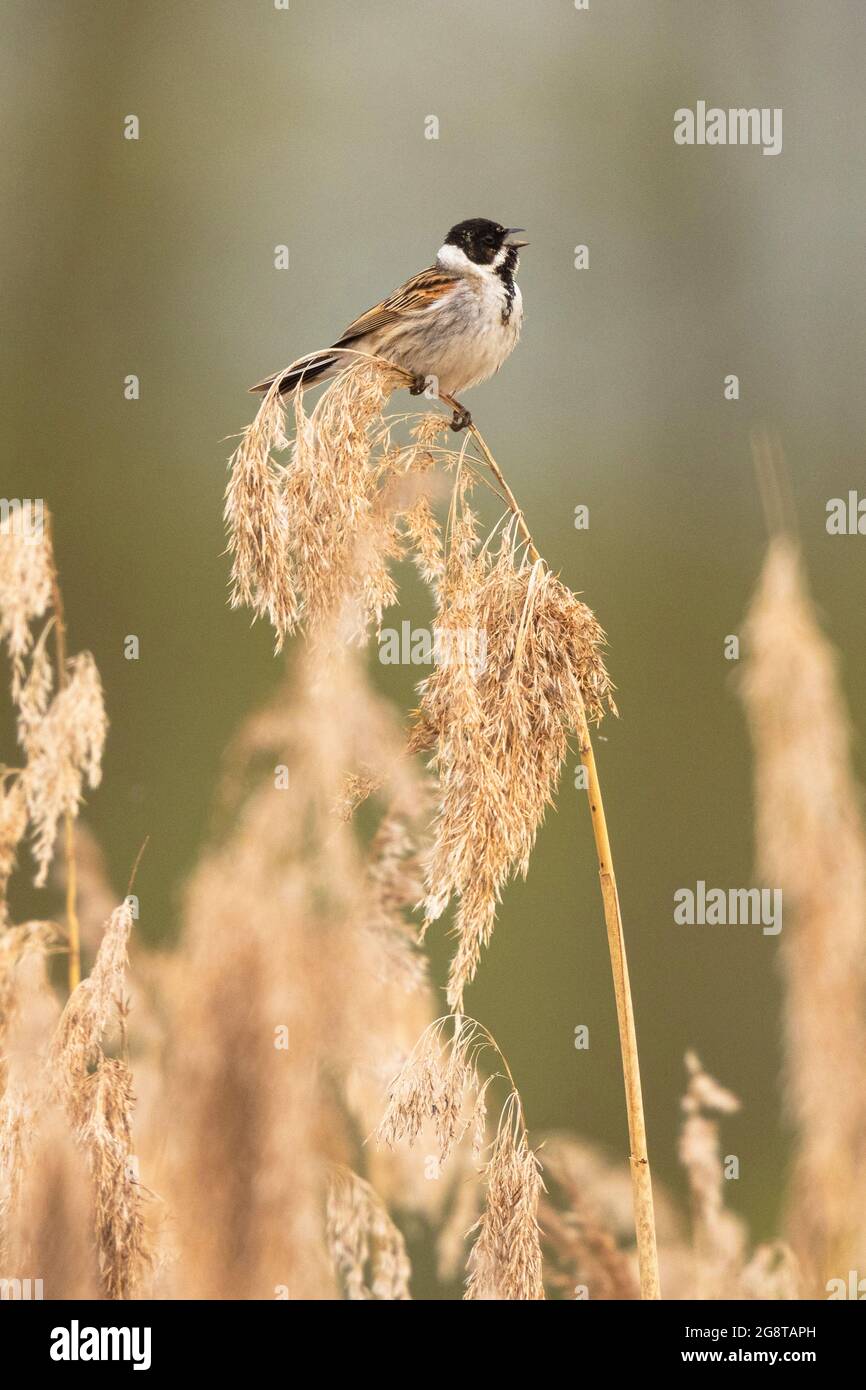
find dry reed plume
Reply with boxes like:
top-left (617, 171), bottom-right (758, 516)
top-left (377, 1015), bottom-right (545, 1300)
top-left (0, 511), bottom-right (107, 986)
top-left (416, 508), bottom-right (614, 1009)
top-left (225, 357), bottom-right (439, 647)
top-left (465, 1093), bottom-right (545, 1301)
top-left (0, 515), bottom-right (151, 1298)
top-left (740, 530), bottom-right (866, 1291)
top-left (226, 361), bottom-right (616, 1007)
top-left (326, 1165), bottom-right (411, 1300)
top-left (0, 863), bottom-right (150, 1298)
top-left (51, 901), bottom-right (150, 1299)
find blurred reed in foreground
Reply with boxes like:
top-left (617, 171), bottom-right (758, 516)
top-left (740, 531), bottom-right (866, 1293)
top-left (155, 641), bottom-right (446, 1298)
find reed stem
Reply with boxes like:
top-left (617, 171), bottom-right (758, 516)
top-left (45, 512), bottom-right (81, 994)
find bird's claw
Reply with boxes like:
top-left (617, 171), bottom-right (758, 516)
top-left (450, 407), bottom-right (472, 432)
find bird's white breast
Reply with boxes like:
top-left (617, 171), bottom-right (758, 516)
top-left (382, 247), bottom-right (524, 396)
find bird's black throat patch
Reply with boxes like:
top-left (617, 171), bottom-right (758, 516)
top-left (497, 246), bottom-right (519, 324)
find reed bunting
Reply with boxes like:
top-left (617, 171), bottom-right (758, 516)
top-left (251, 218), bottom-right (528, 430)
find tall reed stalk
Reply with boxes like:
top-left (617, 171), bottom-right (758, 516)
top-left (225, 355), bottom-right (661, 1297)
top-left (45, 514), bottom-right (81, 993)
top-left (441, 393), bottom-right (661, 1300)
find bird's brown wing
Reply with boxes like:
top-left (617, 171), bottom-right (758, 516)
top-left (333, 266), bottom-right (458, 346)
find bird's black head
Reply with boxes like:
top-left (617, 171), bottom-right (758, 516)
top-left (443, 218), bottom-right (527, 266)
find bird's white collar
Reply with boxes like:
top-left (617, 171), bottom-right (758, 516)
top-left (436, 243), bottom-right (490, 277)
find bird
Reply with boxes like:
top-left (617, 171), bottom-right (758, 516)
top-left (250, 218), bottom-right (528, 431)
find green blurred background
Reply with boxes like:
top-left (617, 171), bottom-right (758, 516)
top-left (3, 0), bottom-right (865, 1243)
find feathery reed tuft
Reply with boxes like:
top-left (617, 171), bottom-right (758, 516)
top-left (224, 377), bottom-right (296, 643)
top-left (0, 780), bottom-right (28, 923)
top-left (465, 1092), bottom-right (545, 1301)
top-left (0, 514), bottom-right (106, 966)
top-left (326, 1165), bottom-right (412, 1300)
top-left (377, 1015), bottom-right (490, 1166)
top-left (225, 357), bottom-right (441, 648)
top-left (1, 515), bottom-right (123, 1291)
top-left (0, 517), bottom-right (53, 699)
top-left (51, 901), bottom-right (150, 1299)
top-left (377, 1015), bottom-right (545, 1300)
top-left (22, 653), bottom-right (107, 888)
top-left (417, 507), bottom-right (615, 1007)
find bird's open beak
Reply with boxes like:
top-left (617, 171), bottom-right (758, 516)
top-left (505, 228), bottom-right (529, 248)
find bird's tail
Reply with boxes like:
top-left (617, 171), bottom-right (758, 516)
top-left (249, 349), bottom-right (342, 397)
